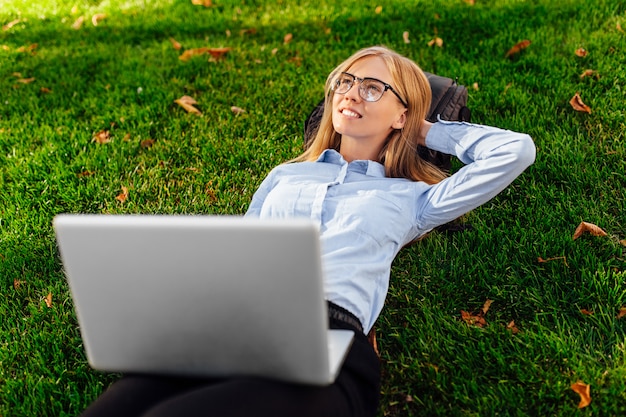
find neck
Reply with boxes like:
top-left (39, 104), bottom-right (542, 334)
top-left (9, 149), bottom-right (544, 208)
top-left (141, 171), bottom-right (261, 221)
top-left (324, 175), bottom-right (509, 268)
top-left (339, 136), bottom-right (384, 162)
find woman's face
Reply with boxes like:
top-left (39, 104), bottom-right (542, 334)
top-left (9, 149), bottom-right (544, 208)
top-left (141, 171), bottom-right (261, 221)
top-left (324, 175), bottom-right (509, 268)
top-left (331, 56), bottom-right (407, 150)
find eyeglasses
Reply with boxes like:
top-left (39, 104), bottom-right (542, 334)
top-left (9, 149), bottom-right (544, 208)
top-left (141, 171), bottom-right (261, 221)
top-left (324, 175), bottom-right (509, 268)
top-left (332, 72), bottom-right (408, 108)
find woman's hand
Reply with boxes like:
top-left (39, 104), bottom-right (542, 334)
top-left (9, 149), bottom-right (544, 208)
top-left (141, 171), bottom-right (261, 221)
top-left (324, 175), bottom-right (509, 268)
top-left (417, 120), bottom-right (433, 147)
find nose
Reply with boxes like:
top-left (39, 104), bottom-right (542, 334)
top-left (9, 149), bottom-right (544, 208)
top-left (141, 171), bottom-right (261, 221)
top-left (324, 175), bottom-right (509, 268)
top-left (343, 83), bottom-right (362, 102)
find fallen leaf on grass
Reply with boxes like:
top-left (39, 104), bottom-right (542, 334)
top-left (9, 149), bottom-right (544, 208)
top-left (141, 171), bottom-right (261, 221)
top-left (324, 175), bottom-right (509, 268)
top-left (505, 40), bottom-right (531, 58)
top-left (463, 0), bottom-right (475, 4)
top-left (16, 43), bottom-right (38, 54)
top-left (174, 95), bottom-right (202, 115)
top-left (571, 381), bottom-right (591, 408)
top-left (231, 106), bottom-right (246, 115)
top-left (40, 87), bottom-right (52, 93)
top-left (44, 292), bottom-right (53, 308)
top-left (77, 170), bottom-right (95, 178)
top-left (13, 279), bottom-right (24, 290)
top-left (461, 300), bottom-right (493, 328)
top-left (169, 37), bottom-right (182, 50)
top-left (91, 13), bottom-right (107, 26)
top-left (116, 186), bottom-right (129, 203)
top-left (620, 239), bottom-right (626, 247)
top-left (3, 18), bottom-right (23, 31)
top-left (506, 320), bottom-right (519, 334)
top-left (283, 33), bottom-right (293, 44)
top-left (179, 47), bottom-right (231, 61)
top-left (427, 37), bottom-right (443, 47)
top-left (17, 77), bottom-right (35, 84)
top-left (538, 256), bottom-right (568, 266)
top-left (617, 308), bottom-right (626, 319)
top-left (92, 130), bottom-right (111, 144)
top-left (72, 16), bottom-right (84, 29)
top-left (403, 31), bottom-right (410, 44)
top-left (375, 6), bottom-right (383, 14)
top-left (569, 93), bottom-right (591, 114)
top-left (580, 69), bottom-right (598, 79)
top-left (580, 309), bottom-right (594, 316)
top-left (575, 48), bottom-right (587, 57)
top-left (140, 139), bottom-right (155, 148)
top-left (191, 0), bottom-right (213, 6)
top-left (573, 221), bottom-right (606, 240)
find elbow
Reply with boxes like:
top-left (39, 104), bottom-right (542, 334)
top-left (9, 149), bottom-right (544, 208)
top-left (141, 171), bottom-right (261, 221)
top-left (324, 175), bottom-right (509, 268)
top-left (511, 133), bottom-right (536, 170)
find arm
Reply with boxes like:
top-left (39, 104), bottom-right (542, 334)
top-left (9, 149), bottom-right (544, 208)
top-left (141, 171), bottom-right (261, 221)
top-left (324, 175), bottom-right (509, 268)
top-left (415, 119), bottom-right (536, 231)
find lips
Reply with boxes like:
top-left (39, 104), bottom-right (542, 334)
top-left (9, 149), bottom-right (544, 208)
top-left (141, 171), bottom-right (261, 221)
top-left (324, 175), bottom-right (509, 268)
top-left (339, 108), bottom-right (362, 118)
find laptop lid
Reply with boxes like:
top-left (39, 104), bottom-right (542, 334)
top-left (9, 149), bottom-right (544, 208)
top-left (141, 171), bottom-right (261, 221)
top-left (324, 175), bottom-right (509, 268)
top-left (53, 214), bottom-right (353, 386)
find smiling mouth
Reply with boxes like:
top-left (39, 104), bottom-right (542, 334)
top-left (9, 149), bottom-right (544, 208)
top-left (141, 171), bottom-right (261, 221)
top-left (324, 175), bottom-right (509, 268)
top-left (340, 108), bottom-right (362, 118)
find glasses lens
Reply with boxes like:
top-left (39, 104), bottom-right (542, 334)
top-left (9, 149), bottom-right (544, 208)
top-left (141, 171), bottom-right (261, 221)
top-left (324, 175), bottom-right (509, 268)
top-left (359, 79), bottom-right (385, 102)
top-left (333, 73), bottom-right (353, 94)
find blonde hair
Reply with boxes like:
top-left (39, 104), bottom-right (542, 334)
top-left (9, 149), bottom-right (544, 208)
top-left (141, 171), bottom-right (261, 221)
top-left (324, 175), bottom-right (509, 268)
top-left (295, 46), bottom-right (447, 184)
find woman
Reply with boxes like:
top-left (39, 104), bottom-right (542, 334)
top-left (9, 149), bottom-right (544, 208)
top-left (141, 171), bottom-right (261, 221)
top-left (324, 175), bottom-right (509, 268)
top-left (80, 46), bottom-right (535, 417)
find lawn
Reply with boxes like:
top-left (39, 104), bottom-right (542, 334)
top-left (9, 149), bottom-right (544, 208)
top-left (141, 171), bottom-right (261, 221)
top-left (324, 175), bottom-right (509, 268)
top-left (1, 0), bottom-right (625, 415)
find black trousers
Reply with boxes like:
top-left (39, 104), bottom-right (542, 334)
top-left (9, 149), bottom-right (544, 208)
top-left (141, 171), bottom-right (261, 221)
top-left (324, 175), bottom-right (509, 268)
top-left (80, 316), bottom-right (380, 417)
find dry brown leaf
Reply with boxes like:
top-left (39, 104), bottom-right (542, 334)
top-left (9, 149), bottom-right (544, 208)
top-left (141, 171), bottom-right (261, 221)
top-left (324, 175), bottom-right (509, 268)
top-left (44, 292), bottom-right (53, 308)
top-left (169, 37), bottom-right (182, 50)
top-left (77, 170), bottom-right (95, 178)
top-left (617, 308), bottom-right (626, 319)
top-left (580, 309), bottom-right (594, 316)
top-left (283, 33), bottom-right (293, 44)
top-left (571, 381), bottom-right (591, 409)
top-left (575, 48), bottom-right (588, 57)
top-left (174, 95), bottom-right (202, 115)
top-left (368, 327), bottom-right (379, 357)
top-left (569, 93), bottom-right (592, 114)
top-left (17, 77), bottom-right (36, 84)
top-left (506, 320), bottom-right (519, 334)
top-left (505, 40), bottom-right (531, 58)
top-left (463, 0), bottom-right (475, 4)
top-left (13, 279), bottom-right (23, 290)
top-left (573, 221), bottom-right (606, 240)
top-left (231, 106), bottom-right (246, 115)
top-left (17, 43), bottom-right (38, 53)
top-left (620, 239), bottom-right (626, 247)
top-left (40, 87), bottom-right (52, 93)
top-left (91, 13), bottom-right (107, 26)
top-left (3, 18), bottom-right (23, 31)
top-left (482, 299), bottom-right (493, 315)
top-left (461, 310), bottom-right (487, 327)
top-left (72, 16), bottom-right (85, 29)
top-left (207, 47), bottom-right (232, 59)
top-left (580, 69), bottom-right (598, 79)
top-left (92, 130), bottom-right (111, 144)
top-left (427, 37), bottom-right (443, 47)
top-left (140, 139), bottom-right (155, 148)
top-left (537, 256), bottom-right (568, 265)
top-left (403, 31), bottom-right (410, 44)
top-left (472, 82), bottom-right (479, 91)
top-left (375, 6), bottom-right (383, 14)
top-left (116, 186), bottom-right (129, 203)
top-left (191, 0), bottom-right (213, 6)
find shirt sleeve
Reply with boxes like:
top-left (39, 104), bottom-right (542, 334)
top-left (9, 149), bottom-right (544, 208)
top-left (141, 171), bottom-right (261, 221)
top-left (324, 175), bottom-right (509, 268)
top-left (244, 168), bottom-right (277, 217)
top-left (415, 119), bottom-right (536, 233)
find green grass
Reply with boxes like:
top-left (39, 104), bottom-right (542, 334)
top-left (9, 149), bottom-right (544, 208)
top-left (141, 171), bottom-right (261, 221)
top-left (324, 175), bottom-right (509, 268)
top-left (1, 0), bottom-right (625, 415)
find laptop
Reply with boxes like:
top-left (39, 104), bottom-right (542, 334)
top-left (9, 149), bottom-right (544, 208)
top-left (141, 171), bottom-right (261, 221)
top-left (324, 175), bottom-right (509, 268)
top-left (53, 214), bottom-right (354, 386)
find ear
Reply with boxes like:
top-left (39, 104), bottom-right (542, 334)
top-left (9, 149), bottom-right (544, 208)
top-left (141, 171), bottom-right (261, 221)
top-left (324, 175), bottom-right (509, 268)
top-left (391, 109), bottom-right (407, 130)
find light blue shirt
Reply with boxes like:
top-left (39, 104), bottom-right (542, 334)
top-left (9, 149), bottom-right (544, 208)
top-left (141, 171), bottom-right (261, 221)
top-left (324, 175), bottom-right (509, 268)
top-left (245, 119), bottom-right (536, 332)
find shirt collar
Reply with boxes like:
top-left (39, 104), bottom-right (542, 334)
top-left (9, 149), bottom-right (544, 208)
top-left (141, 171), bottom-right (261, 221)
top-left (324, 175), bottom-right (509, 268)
top-left (316, 149), bottom-right (386, 178)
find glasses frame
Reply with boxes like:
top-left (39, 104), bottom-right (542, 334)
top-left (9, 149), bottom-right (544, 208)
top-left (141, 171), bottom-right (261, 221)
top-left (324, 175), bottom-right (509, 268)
top-left (332, 72), bottom-right (408, 108)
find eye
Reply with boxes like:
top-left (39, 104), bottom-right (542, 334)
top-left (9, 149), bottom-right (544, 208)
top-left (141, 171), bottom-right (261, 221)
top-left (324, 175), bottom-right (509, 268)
top-left (362, 80), bottom-right (384, 100)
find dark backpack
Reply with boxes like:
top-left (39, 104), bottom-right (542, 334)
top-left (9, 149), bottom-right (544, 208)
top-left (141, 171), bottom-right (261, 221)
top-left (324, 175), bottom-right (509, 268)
top-left (303, 72), bottom-right (471, 173)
